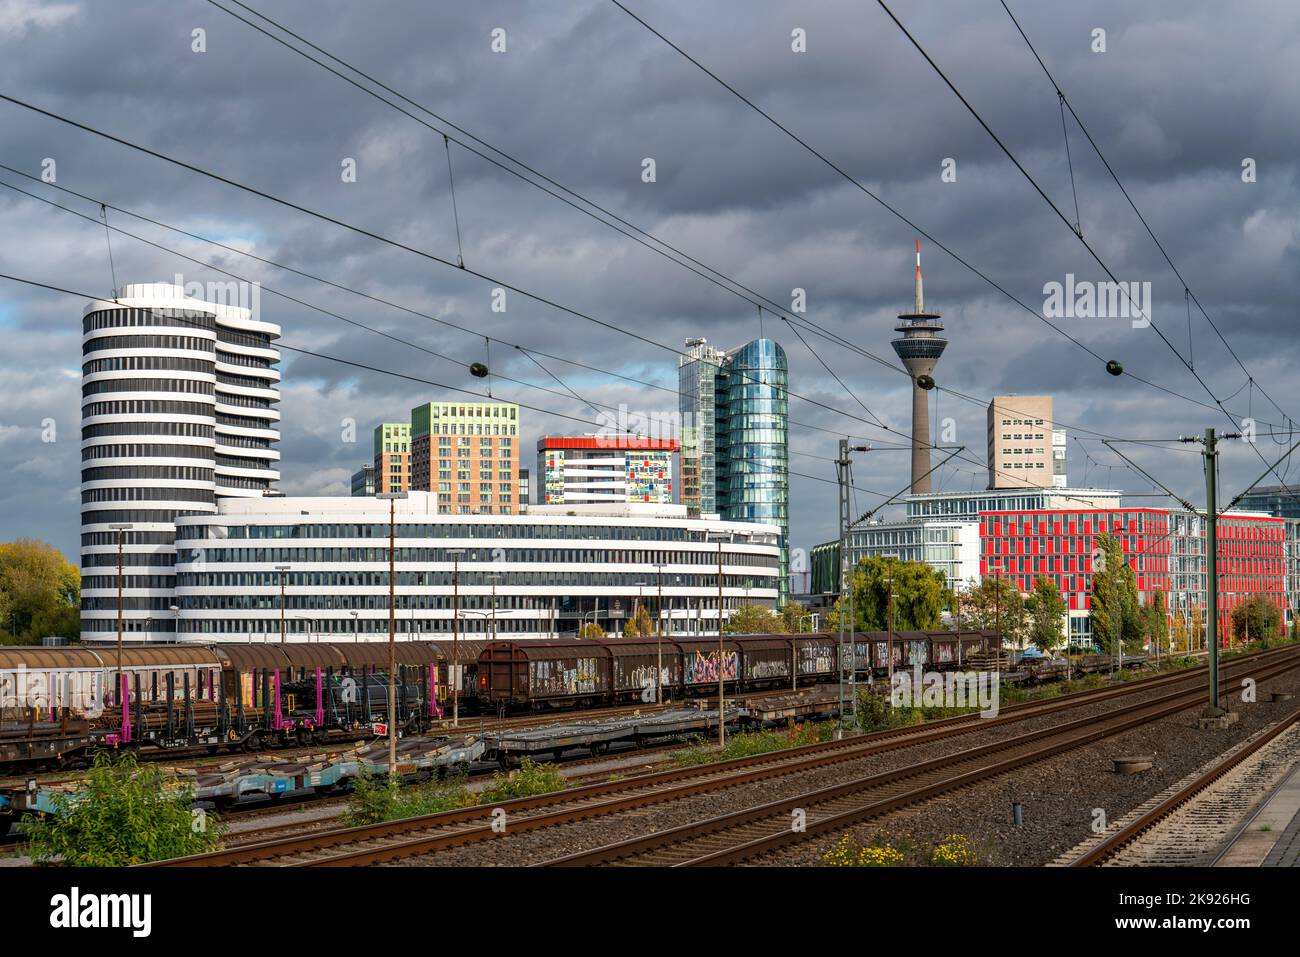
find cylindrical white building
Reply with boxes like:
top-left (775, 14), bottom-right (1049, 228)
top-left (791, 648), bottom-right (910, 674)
top-left (172, 496), bottom-right (780, 640)
top-left (80, 282), bottom-right (280, 642)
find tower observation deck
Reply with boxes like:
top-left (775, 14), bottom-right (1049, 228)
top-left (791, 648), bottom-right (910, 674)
top-left (891, 241), bottom-right (947, 494)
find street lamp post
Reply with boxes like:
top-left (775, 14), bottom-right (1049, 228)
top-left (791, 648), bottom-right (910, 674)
top-left (653, 563), bottom-right (667, 704)
top-left (169, 604), bottom-right (180, 644)
top-left (376, 491), bottom-right (407, 772)
top-left (275, 564), bottom-right (291, 644)
top-left (108, 523), bottom-right (133, 706)
top-left (990, 558), bottom-right (1003, 683)
top-left (884, 574), bottom-right (895, 692)
top-left (447, 547), bottom-right (465, 728)
top-left (486, 573), bottom-right (501, 643)
top-left (634, 581), bottom-right (647, 637)
top-left (706, 533), bottom-right (729, 748)
top-left (350, 609), bottom-right (359, 642)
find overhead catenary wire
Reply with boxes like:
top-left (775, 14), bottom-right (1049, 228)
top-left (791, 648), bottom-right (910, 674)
top-left (998, 0), bottom-right (1294, 430)
top-left (2, 269), bottom-right (891, 500)
top-left (0, 75), bottom-right (1250, 505)
top-left (0, 158), bottom-right (1116, 502)
top-left (0, 150), bottom-right (1195, 512)
top-left (988, 0), bottom-right (1300, 509)
top-left (601, 0), bottom-right (1289, 437)
top-left (198, 0), bottom-right (1285, 449)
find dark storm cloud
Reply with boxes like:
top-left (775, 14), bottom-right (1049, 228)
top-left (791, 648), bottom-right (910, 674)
top-left (1, 0), bottom-right (1298, 567)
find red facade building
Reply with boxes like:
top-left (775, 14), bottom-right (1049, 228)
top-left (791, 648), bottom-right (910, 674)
top-left (978, 507), bottom-right (1285, 645)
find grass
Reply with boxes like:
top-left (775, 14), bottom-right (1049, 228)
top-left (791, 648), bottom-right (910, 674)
top-left (669, 722), bottom-right (834, 767)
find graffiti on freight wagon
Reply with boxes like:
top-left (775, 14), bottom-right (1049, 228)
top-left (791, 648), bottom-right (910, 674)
top-left (530, 658), bottom-right (601, 696)
top-left (747, 658), bottom-right (789, 680)
top-left (684, 649), bottom-right (738, 685)
top-left (798, 645), bottom-right (835, 675)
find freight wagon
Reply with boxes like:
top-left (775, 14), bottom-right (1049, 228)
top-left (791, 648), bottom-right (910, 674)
top-left (475, 630), bottom-right (1005, 710)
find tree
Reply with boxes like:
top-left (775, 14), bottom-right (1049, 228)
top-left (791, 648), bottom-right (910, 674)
top-left (1231, 595), bottom-right (1281, 647)
top-left (1024, 576), bottom-right (1068, 654)
top-left (20, 751), bottom-right (224, 865)
top-left (724, 603), bottom-right (787, 635)
top-left (1170, 610), bottom-right (1190, 655)
top-left (825, 556), bottom-right (948, 633)
top-left (961, 575), bottom-right (1026, 648)
top-left (621, 602), bottom-right (654, 638)
top-left (1089, 532), bottom-right (1142, 655)
top-left (577, 622), bottom-right (606, 640)
top-left (779, 600), bottom-right (814, 633)
top-left (1, 539), bottom-right (80, 644)
top-left (1143, 592), bottom-right (1170, 656)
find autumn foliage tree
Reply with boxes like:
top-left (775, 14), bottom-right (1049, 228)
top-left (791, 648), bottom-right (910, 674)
top-left (1, 539), bottom-right (80, 644)
top-left (724, 603), bottom-right (786, 635)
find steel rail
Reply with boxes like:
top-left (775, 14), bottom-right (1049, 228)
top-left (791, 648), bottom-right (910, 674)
top-left (1073, 708), bottom-right (1300, 866)
top-left (540, 655), bottom-right (1300, 866)
top-left (145, 647), bottom-right (1297, 866)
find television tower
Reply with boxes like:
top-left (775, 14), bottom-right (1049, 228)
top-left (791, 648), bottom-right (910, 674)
top-left (891, 241), bottom-right (947, 494)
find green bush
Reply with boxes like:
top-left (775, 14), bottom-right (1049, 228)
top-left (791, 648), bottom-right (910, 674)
top-left (340, 766), bottom-right (475, 826)
top-left (20, 751), bottom-right (224, 865)
top-left (478, 758), bottom-right (567, 803)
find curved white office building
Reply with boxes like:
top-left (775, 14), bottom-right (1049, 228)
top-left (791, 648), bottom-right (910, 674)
top-left (80, 282), bottom-right (281, 642)
top-left (172, 496), bottom-right (779, 641)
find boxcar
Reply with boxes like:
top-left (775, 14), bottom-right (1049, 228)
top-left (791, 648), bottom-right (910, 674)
top-left (606, 639), bottom-right (681, 703)
top-left (794, 635), bottom-right (837, 682)
top-left (477, 640), bottom-right (612, 709)
top-left (738, 637), bottom-right (794, 687)
top-left (676, 638), bottom-right (741, 692)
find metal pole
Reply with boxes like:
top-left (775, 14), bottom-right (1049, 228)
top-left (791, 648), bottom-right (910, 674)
top-left (117, 528), bottom-right (123, 700)
top-left (388, 496), bottom-right (397, 770)
top-left (453, 553), bottom-right (460, 727)
top-left (275, 564), bottom-right (291, 644)
top-left (656, 566), bottom-right (664, 704)
top-left (1205, 427), bottom-right (1220, 711)
top-left (835, 439), bottom-right (849, 730)
top-left (109, 523), bottom-right (133, 704)
top-left (886, 578), bottom-right (895, 691)
top-left (717, 540), bottom-right (725, 748)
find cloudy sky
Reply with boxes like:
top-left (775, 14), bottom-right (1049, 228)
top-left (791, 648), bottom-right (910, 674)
top-left (2, 0), bottom-right (1298, 574)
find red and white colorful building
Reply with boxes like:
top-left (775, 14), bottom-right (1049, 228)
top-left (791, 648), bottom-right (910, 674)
top-left (978, 506), bottom-right (1287, 647)
top-left (537, 437), bottom-right (677, 506)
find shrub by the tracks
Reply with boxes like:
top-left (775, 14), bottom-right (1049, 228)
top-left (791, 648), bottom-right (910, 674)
top-left (19, 751), bottom-right (224, 866)
top-left (340, 767), bottom-right (475, 827)
top-left (478, 758), bottom-right (567, 803)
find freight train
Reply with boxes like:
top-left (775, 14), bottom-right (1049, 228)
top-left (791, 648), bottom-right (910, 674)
top-left (0, 630), bottom-right (1002, 772)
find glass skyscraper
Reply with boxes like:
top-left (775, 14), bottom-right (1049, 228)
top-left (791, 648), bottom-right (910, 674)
top-left (679, 337), bottom-right (789, 605)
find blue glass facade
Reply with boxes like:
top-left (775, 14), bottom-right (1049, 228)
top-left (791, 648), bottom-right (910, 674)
top-left (679, 338), bottom-right (789, 605)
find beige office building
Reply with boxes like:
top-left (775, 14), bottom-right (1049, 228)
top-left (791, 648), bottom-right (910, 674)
top-left (987, 395), bottom-right (1066, 489)
top-left (409, 401), bottom-right (520, 514)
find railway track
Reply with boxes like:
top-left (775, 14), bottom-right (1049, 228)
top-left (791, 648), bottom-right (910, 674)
top-left (540, 653), bottom-right (1300, 866)
top-left (145, 645), bottom-right (1300, 866)
top-left (1064, 708), bottom-right (1300, 866)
